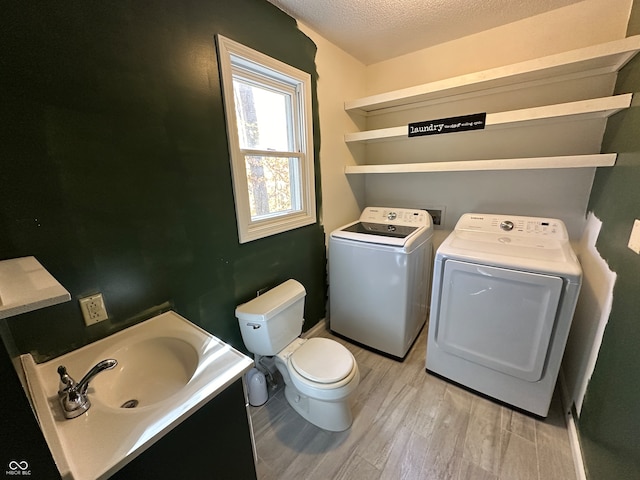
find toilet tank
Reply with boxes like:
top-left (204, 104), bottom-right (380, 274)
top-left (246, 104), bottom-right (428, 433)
top-left (236, 279), bottom-right (306, 356)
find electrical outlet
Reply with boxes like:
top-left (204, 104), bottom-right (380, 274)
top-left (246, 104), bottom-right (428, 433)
top-left (79, 293), bottom-right (109, 325)
top-left (628, 219), bottom-right (640, 254)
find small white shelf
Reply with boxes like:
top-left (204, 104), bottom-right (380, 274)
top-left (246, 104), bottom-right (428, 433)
top-left (0, 256), bottom-right (71, 319)
top-left (345, 94), bottom-right (632, 144)
top-left (344, 154), bottom-right (617, 174)
top-left (345, 35), bottom-right (640, 114)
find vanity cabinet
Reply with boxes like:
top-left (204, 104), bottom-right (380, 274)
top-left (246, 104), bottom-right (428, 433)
top-left (344, 35), bottom-right (640, 174)
top-left (0, 342), bottom-right (59, 479)
top-left (112, 378), bottom-right (256, 480)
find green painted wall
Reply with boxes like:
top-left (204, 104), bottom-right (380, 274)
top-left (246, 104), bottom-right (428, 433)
top-left (0, 0), bottom-right (326, 363)
top-left (578, 2), bottom-right (640, 478)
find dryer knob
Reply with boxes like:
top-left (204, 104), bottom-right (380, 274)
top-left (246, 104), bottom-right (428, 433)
top-left (387, 212), bottom-right (397, 220)
top-left (500, 220), bottom-right (514, 231)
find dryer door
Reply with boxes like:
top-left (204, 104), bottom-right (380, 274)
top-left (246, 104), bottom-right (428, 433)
top-left (435, 259), bottom-right (563, 382)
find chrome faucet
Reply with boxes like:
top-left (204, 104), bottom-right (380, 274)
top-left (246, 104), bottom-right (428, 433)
top-left (57, 359), bottom-right (118, 419)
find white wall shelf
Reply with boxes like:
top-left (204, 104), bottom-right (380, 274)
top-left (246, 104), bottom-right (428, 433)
top-left (343, 36), bottom-right (640, 175)
top-left (344, 154), bottom-right (617, 174)
top-left (344, 94), bottom-right (632, 144)
top-left (345, 35), bottom-right (640, 114)
top-left (0, 256), bottom-right (70, 319)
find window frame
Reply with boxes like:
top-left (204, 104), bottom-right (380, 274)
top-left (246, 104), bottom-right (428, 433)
top-left (216, 35), bottom-right (316, 244)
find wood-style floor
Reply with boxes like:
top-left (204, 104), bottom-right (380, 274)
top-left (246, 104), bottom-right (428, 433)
top-left (249, 324), bottom-right (576, 480)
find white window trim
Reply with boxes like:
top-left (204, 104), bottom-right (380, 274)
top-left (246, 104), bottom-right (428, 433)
top-left (216, 35), bottom-right (317, 244)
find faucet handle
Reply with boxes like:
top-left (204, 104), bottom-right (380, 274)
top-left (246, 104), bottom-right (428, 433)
top-left (57, 365), bottom-right (75, 397)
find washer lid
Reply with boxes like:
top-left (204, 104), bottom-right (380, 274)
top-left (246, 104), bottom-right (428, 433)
top-left (290, 338), bottom-right (354, 384)
top-left (341, 221), bottom-right (418, 238)
top-left (330, 207), bottom-right (432, 248)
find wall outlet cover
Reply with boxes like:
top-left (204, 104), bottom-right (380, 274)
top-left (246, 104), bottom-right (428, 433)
top-left (79, 293), bottom-right (109, 325)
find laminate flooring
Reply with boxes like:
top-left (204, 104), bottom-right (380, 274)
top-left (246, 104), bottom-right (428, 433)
top-left (249, 324), bottom-right (576, 480)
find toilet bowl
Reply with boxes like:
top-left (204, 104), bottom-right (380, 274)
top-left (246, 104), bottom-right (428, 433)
top-left (236, 279), bottom-right (359, 431)
top-left (275, 337), bottom-right (359, 431)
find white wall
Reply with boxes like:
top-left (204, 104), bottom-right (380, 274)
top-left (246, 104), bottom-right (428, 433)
top-left (299, 0), bottom-right (633, 415)
top-left (302, 0), bottom-right (632, 242)
top-left (352, 0), bottom-right (633, 242)
top-left (365, 0), bottom-right (633, 95)
top-left (349, 0), bottom-right (632, 414)
top-left (564, 213), bottom-right (616, 414)
top-left (297, 24), bottom-right (367, 242)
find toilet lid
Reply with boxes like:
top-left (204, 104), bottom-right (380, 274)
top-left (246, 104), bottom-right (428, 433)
top-left (290, 338), bottom-right (354, 384)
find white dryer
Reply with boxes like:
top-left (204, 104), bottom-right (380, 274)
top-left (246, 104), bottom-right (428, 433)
top-left (330, 207), bottom-right (433, 359)
top-left (426, 213), bottom-right (581, 416)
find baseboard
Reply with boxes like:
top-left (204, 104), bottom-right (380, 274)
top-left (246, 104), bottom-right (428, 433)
top-left (559, 370), bottom-right (588, 480)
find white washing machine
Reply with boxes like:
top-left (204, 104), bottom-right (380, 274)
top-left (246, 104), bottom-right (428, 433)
top-left (426, 213), bottom-right (582, 417)
top-left (329, 207), bottom-right (433, 359)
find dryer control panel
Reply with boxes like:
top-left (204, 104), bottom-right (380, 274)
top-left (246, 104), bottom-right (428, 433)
top-left (360, 207), bottom-right (430, 227)
top-left (455, 213), bottom-right (568, 240)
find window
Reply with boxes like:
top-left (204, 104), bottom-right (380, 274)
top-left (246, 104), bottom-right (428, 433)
top-left (216, 35), bottom-right (316, 243)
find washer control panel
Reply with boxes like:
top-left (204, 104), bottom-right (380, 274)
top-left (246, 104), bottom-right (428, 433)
top-left (500, 220), bottom-right (514, 231)
top-left (360, 207), bottom-right (430, 227)
top-left (455, 213), bottom-right (567, 239)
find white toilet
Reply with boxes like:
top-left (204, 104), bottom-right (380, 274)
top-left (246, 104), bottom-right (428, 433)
top-left (236, 279), bottom-right (359, 432)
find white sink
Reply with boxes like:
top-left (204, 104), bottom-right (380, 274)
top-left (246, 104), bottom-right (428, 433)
top-left (21, 311), bottom-right (253, 480)
top-left (92, 337), bottom-right (199, 409)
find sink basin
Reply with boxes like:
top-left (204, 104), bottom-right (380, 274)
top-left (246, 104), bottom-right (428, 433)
top-left (20, 311), bottom-right (253, 480)
top-left (92, 337), bottom-right (199, 409)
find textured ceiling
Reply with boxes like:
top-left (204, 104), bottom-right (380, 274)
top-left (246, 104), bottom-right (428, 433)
top-left (266, 0), bottom-right (584, 64)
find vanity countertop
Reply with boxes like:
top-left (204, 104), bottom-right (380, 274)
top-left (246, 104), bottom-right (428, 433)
top-left (20, 311), bottom-right (253, 480)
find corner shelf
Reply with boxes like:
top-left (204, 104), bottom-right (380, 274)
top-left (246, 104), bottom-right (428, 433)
top-left (344, 153), bottom-right (617, 174)
top-left (0, 256), bottom-right (70, 319)
top-left (345, 94), bottom-right (632, 144)
top-left (345, 35), bottom-right (640, 114)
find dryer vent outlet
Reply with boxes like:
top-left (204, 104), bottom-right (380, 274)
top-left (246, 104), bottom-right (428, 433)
top-left (424, 208), bottom-right (444, 228)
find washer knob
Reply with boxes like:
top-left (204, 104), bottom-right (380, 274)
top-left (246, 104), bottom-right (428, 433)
top-left (387, 212), bottom-right (397, 220)
top-left (500, 220), bottom-right (514, 231)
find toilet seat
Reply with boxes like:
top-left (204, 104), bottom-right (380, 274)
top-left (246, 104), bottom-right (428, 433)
top-left (290, 338), bottom-right (354, 383)
top-left (282, 338), bottom-right (359, 400)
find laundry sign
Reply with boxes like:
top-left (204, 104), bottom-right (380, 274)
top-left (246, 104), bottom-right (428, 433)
top-left (408, 112), bottom-right (486, 137)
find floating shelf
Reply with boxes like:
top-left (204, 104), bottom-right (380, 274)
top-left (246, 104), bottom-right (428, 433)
top-left (345, 35), bottom-right (640, 114)
top-left (0, 256), bottom-right (70, 319)
top-left (345, 94), bottom-right (632, 144)
top-left (344, 154), bottom-right (617, 174)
